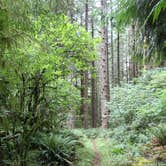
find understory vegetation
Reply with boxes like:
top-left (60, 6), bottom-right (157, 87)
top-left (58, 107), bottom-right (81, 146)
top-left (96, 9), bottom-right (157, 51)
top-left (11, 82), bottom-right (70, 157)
top-left (75, 69), bottom-right (166, 166)
top-left (107, 69), bottom-right (166, 165)
top-left (0, 1), bottom-right (96, 165)
top-left (0, 0), bottom-right (166, 165)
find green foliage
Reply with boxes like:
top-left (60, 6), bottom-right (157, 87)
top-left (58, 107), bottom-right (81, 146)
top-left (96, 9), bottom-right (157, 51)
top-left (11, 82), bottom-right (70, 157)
top-left (107, 68), bottom-right (166, 165)
top-left (73, 129), bottom-right (94, 166)
top-left (115, 0), bottom-right (136, 27)
top-left (115, 0), bottom-right (166, 63)
top-left (74, 129), bottom-right (139, 166)
top-left (0, 0), bottom-right (97, 165)
top-left (133, 157), bottom-right (154, 166)
top-left (0, 129), bottom-right (82, 166)
top-left (109, 69), bottom-right (166, 131)
top-left (151, 123), bottom-right (166, 146)
top-left (35, 130), bottom-right (82, 166)
top-left (152, 0), bottom-right (166, 22)
top-left (80, 128), bottom-right (109, 139)
top-left (73, 69), bottom-right (166, 165)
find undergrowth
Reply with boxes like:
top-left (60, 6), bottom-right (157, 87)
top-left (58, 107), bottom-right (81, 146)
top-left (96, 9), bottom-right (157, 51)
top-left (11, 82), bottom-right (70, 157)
top-left (107, 69), bottom-right (166, 165)
top-left (74, 69), bottom-right (166, 166)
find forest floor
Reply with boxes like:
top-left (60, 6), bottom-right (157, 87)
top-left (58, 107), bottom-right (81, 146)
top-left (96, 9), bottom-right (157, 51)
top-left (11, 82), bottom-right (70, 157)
top-left (92, 140), bottom-right (101, 166)
top-left (73, 129), bottom-right (166, 166)
top-left (73, 129), bottom-right (112, 166)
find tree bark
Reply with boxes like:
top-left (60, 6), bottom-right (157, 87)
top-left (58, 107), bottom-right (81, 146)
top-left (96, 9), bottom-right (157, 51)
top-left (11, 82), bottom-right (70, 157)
top-left (106, 17), bottom-right (110, 101)
top-left (91, 17), bottom-right (98, 128)
top-left (100, 0), bottom-right (109, 129)
top-left (67, 0), bottom-right (74, 22)
top-left (83, 0), bottom-right (89, 128)
top-left (126, 37), bottom-right (129, 83)
top-left (110, 6), bottom-right (114, 87)
top-left (117, 30), bottom-right (120, 86)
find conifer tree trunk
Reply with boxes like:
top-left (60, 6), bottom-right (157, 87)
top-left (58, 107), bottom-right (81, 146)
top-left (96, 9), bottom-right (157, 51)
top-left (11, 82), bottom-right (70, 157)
top-left (80, 13), bottom-right (84, 125)
top-left (91, 17), bottom-right (97, 128)
top-left (83, 0), bottom-right (89, 128)
top-left (128, 28), bottom-right (132, 81)
top-left (67, 0), bottom-right (74, 22)
top-left (100, 0), bottom-right (109, 129)
top-left (132, 23), bottom-right (136, 78)
top-left (126, 39), bottom-right (129, 83)
top-left (117, 31), bottom-right (120, 86)
top-left (106, 17), bottom-right (110, 100)
top-left (132, 22), bottom-right (140, 77)
top-left (66, 0), bottom-right (76, 128)
top-left (80, 14), bottom-right (83, 26)
top-left (110, 1), bottom-right (114, 87)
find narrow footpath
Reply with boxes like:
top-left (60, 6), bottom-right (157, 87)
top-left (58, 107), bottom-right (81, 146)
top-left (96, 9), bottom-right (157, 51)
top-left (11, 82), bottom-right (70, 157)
top-left (92, 140), bottom-right (101, 166)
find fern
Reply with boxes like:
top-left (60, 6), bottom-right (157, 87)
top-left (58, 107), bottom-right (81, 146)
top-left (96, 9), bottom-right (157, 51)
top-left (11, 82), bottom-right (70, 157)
top-left (35, 131), bottom-right (82, 166)
top-left (151, 123), bottom-right (166, 146)
top-left (153, 0), bottom-right (166, 22)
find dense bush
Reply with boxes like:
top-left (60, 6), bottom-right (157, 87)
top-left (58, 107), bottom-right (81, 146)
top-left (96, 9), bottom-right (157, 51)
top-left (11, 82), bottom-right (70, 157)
top-left (0, 129), bottom-right (82, 166)
top-left (109, 69), bottom-right (166, 136)
top-left (107, 68), bottom-right (166, 165)
top-left (34, 130), bottom-right (82, 166)
top-left (0, 1), bottom-right (98, 165)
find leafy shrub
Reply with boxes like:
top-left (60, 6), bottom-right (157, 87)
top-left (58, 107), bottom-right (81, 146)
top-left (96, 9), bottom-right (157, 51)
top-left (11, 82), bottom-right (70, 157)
top-left (108, 69), bottom-right (166, 138)
top-left (35, 130), bottom-right (82, 166)
top-left (0, 128), bottom-right (82, 166)
top-left (107, 69), bottom-right (166, 165)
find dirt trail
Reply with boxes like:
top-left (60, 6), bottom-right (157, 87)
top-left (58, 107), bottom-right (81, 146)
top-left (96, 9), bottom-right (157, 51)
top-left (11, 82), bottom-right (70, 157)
top-left (92, 140), bottom-right (101, 166)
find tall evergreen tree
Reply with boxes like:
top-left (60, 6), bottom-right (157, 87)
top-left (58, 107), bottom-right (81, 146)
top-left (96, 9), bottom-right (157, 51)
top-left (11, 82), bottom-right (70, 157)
top-left (100, 0), bottom-right (109, 129)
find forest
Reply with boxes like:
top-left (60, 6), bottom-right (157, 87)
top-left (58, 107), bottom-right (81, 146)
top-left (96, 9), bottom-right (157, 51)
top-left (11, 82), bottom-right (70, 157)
top-left (0, 0), bottom-right (166, 165)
